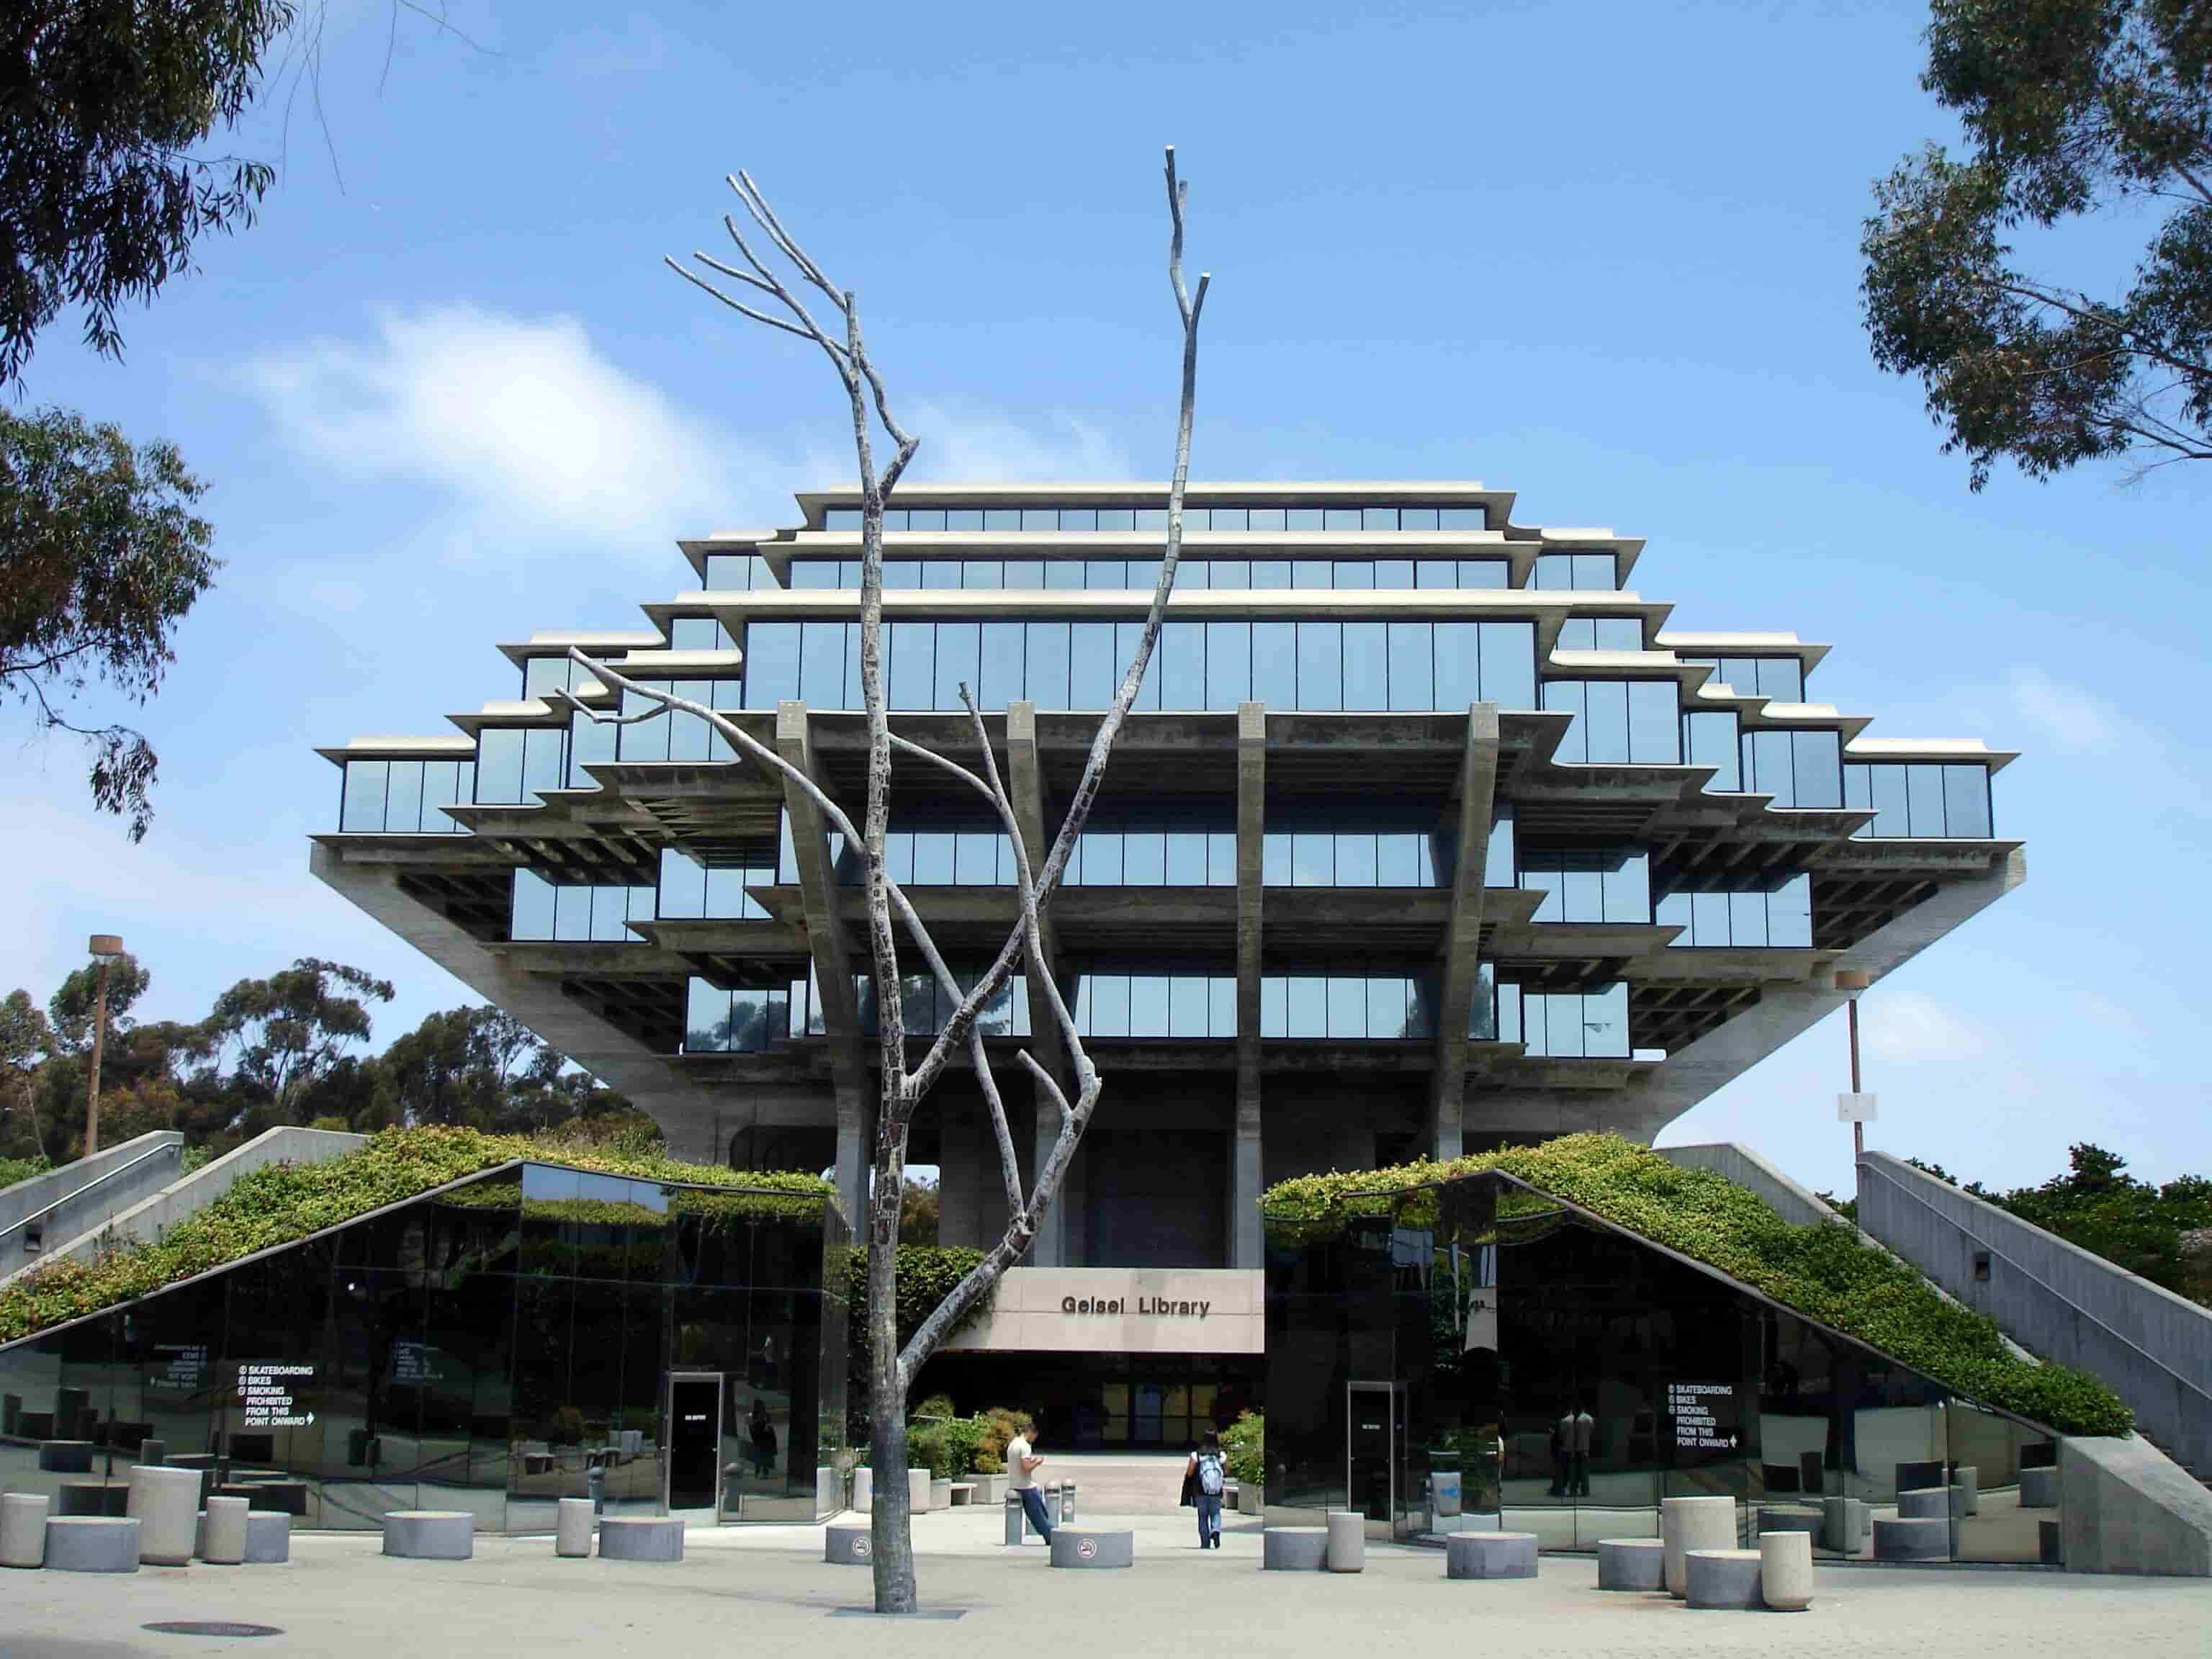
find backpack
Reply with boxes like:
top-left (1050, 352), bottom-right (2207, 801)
top-left (1197, 1452), bottom-right (1223, 1496)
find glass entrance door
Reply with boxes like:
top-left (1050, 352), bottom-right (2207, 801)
top-left (1346, 1380), bottom-right (1399, 1536)
top-left (667, 1373), bottom-right (721, 1512)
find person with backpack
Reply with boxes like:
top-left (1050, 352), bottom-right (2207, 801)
top-left (1186, 1431), bottom-right (1226, 1549)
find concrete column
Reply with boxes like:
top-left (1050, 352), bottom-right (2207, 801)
top-left (775, 701), bottom-right (873, 1228)
top-left (1231, 701), bottom-right (1267, 1269)
top-left (1006, 700), bottom-right (1072, 1267)
top-left (936, 1110), bottom-right (983, 1249)
top-left (1429, 703), bottom-right (1501, 1161)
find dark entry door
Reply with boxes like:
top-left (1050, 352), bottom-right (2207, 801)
top-left (668, 1375), bottom-right (721, 1511)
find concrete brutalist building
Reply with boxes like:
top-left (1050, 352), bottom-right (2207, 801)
top-left (314, 482), bottom-right (2020, 1447)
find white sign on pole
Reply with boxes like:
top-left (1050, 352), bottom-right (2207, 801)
top-left (1837, 1092), bottom-right (1878, 1124)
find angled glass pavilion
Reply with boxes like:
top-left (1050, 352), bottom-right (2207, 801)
top-left (0, 1162), bottom-right (848, 1532)
top-left (1263, 1167), bottom-right (2058, 1562)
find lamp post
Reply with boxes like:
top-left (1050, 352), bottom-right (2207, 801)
top-left (84, 935), bottom-right (123, 1156)
top-left (1835, 968), bottom-right (1873, 1163)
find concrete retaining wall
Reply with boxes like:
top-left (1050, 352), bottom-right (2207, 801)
top-left (1657, 1143), bottom-right (1845, 1231)
top-left (1858, 1151), bottom-right (2212, 1475)
top-left (1, 1127), bottom-right (367, 1287)
top-left (2060, 1436), bottom-right (2212, 1576)
top-left (1, 1133), bottom-right (185, 1270)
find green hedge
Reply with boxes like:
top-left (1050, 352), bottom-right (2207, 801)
top-left (0, 1156), bottom-right (49, 1192)
top-left (1220, 1409), bottom-right (1264, 1488)
top-left (0, 1125), bottom-right (831, 1346)
top-left (1262, 1133), bottom-right (2134, 1440)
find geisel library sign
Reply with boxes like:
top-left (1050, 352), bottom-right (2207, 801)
top-left (937, 1269), bottom-right (1264, 1354)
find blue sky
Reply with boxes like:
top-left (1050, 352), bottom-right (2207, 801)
top-left (7, 0), bottom-right (2207, 1200)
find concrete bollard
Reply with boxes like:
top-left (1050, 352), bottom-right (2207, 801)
top-left (554, 1498), bottom-right (593, 1559)
top-left (1660, 1496), bottom-right (1735, 1598)
top-left (202, 1496), bottom-right (248, 1565)
top-left (1324, 1510), bottom-right (1364, 1573)
top-left (127, 1465), bottom-right (203, 1567)
top-left (1004, 1489), bottom-right (1025, 1545)
top-left (1596, 1537), bottom-right (1665, 1591)
top-left (907, 1470), bottom-right (930, 1514)
top-left (1759, 1530), bottom-right (1814, 1611)
top-left (1950, 1467), bottom-right (1979, 1518)
top-left (853, 1468), bottom-right (873, 1514)
top-left (243, 1513), bottom-right (289, 1565)
top-left (1683, 1548), bottom-right (1763, 1610)
top-left (1, 1493), bottom-right (49, 1568)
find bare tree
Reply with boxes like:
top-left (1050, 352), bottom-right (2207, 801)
top-left (564, 147), bottom-right (1209, 1613)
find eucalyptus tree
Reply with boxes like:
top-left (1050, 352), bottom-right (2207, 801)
top-left (567, 148), bottom-right (1213, 1614)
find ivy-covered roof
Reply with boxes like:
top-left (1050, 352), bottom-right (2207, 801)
top-left (1262, 1133), bottom-right (2133, 1440)
top-left (0, 1125), bottom-right (833, 1347)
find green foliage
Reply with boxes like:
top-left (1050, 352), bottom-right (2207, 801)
top-left (971, 1407), bottom-right (1035, 1475)
top-left (907, 1413), bottom-right (984, 1480)
top-left (1262, 1133), bottom-right (2134, 1440)
top-left (1220, 1409), bottom-right (1264, 1488)
top-left (1, 407), bottom-right (217, 837)
top-left (0, 1154), bottom-right (47, 1190)
top-left (0, 1125), bottom-right (832, 1345)
top-left (840, 1245), bottom-right (991, 1350)
top-left (912, 1393), bottom-right (957, 1422)
top-left (1861, 1), bottom-right (2212, 488)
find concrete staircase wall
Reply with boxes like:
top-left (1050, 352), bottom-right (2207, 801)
top-left (0, 1125), bottom-right (367, 1288)
top-left (1858, 1150), bottom-right (2212, 1478)
top-left (1657, 1142), bottom-right (1846, 1231)
top-left (0, 1131), bottom-right (186, 1274)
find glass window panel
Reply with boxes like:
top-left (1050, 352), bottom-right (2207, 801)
top-left (1342, 621), bottom-right (1386, 709)
top-left (984, 508), bottom-right (1021, 530)
top-left (1751, 730), bottom-right (1795, 806)
top-left (1792, 730), bottom-right (1843, 809)
top-left (511, 869), bottom-right (555, 939)
top-left (1693, 890), bottom-right (1731, 945)
top-left (1334, 561), bottom-right (1375, 590)
top-left (786, 623), bottom-right (837, 711)
top-left (1844, 762), bottom-right (1871, 813)
top-left (918, 559), bottom-right (959, 589)
top-left (1179, 559), bottom-right (1210, 590)
top-left (1026, 622), bottom-right (1071, 709)
top-left (1097, 509), bottom-right (1133, 531)
top-left (1134, 508), bottom-right (1167, 531)
top-left (421, 760), bottom-right (461, 831)
top-left (1944, 765), bottom-right (1992, 837)
top-left (658, 847), bottom-right (706, 920)
top-left (1084, 558), bottom-right (1127, 590)
top-left (1182, 508), bottom-right (1210, 531)
top-left (1595, 617), bottom-right (1643, 652)
top-left (686, 978), bottom-right (733, 1051)
top-left (1398, 507), bottom-right (1439, 531)
top-left (1586, 680), bottom-right (1630, 762)
top-left (1526, 863), bottom-right (1563, 922)
top-left (1326, 975), bottom-right (1366, 1038)
top-left (1480, 622), bottom-right (1537, 708)
top-left (1161, 621), bottom-right (1206, 709)
top-left (1080, 974), bottom-right (1125, 1038)
top-left (1021, 508), bottom-right (1056, 531)
top-left (1290, 560), bottom-right (1330, 590)
top-left (1869, 763), bottom-right (1909, 836)
top-left (1686, 709), bottom-right (1741, 791)
top-left (1360, 508), bottom-right (1398, 531)
top-left (1458, 559), bottom-right (1508, 589)
top-left (913, 832), bottom-right (955, 885)
top-left (1337, 833), bottom-right (1379, 886)
top-left (1557, 617), bottom-right (1595, 652)
top-left (1367, 976), bottom-right (1405, 1038)
top-left (743, 622), bottom-right (801, 709)
top-left (1210, 976), bottom-right (1236, 1036)
top-left (1077, 830), bottom-right (1120, 886)
top-left (1758, 658), bottom-right (1804, 701)
top-left (980, 621), bottom-right (1026, 712)
top-left (1604, 850), bottom-right (1650, 923)
top-left (1124, 829), bottom-right (1165, 885)
top-left (1282, 508), bottom-right (1321, 531)
top-left (1210, 559), bottom-right (1249, 590)
top-left (1323, 508), bottom-right (1361, 531)
top-left (1543, 681), bottom-right (1587, 763)
top-left (1261, 976), bottom-right (1287, 1037)
top-left (1066, 621), bottom-right (1116, 710)
top-left (1286, 975), bottom-right (1326, 1037)
top-left (1374, 559), bottom-right (1414, 588)
top-left (705, 863), bottom-right (749, 918)
top-left (1907, 765), bottom-right (1946, 836)
top-left (823, 508), bottom-right (860, 530)
top-left (1438, 507), bottom-right (1485, 531)
top-left (1128, 974), bottom-right (1169, 1037)
top-left (1430, 621), bottom-right (1478, 713)
top-left (341, 760), bottom-right (389, 830)
top-left (1208, 832), bottom-right (1236, 886)
top-left (963, 559), bottom-right (1004, 590)
top-left (955, 831), bottom-right (997, 885)
top-left (1212, 508), bottom-right (1252, 533)
top-left (1115, 621), bottom-right (1160, 711)
top-left (933, 621), bottom-right (980, 711)
top-left (1296, 622), bottom-right (1342, 710)
top-left (704, 552), bottom-right (750, 589)
top-left (1251, 559), bottom-right (1291, 589)
top-left (1241, 507), bottom-right (1280, 531)
top-left (1769, 873), bottom-right (1813, 945)
top-left (552, 882), bottom-right (590, 940)
top-left (1262, 832), bottom-right (1290, 884)
top-left (1583, 982), bottom-right (1629, 1055)
top-left (1729, 889), bottom-right (1768, 947)
top-left (909, 508), bottom-right (948, 531)
top-left (1563, 863), bottom-right (1604, 922)
top-left (590, 884), bottom-right (633, 942)
top-left (1165, 831), bottom-right (1207, 886)
top-left (882, 508), bottom-right (910, 530)
top-left (475, 729), bottom-right (523, 803)
top-left (1058, 508), bottom-right (1097, 531)
top-left (881, 559), bottom-right (920, 590)
top-left (1169, 976), bottom-right (1208, 1037)
top-left (1205, 621), bottom-right (1250, 710)
top-left (1129, 557), bottom-right (1162, 591)
top-left (1251, 622), bottom-right (1296, 707)
top-left (1532, 554), bottom-right (1570, 590)
top-left (1042, 559), bottom-right (1083, 590)
top-left (1375, 620), bottom-right (1433, 714)
top-left (523, 727), bottom-right (565, 796)
top-left (1629, 680), bottom-right (1681, 763)
top-left (1377, 832), bottom-right (1419, 887)
top-left (884, 621), bottom-right (932, 709)
top-left (1485, 811), bottom-right (1515, 886)
top-left (665, 681), bottom-right (711, 763)
top-left (1655, 890), bottom-right (1691, 942)
top-left (1004, 559), bottom-right (1045, 589)
top-left (1292, 832), bottom-right (1334, 887)
top-left (1575, 553), bottom-right (1616, 589)
top-left (1416, 559), bottom-right (1455, 590)
top-left (789, 561), bottom-right (838, 590)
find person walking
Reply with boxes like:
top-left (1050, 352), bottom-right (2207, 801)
top-left (1005, 1422), bottom-right (1053, 1543)
top-left (1187, 1431), bottom-right (1226, 1549)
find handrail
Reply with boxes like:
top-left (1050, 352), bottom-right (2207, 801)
top-left (1861, 1159), bottom-right (2212, 1411)
top-left (0, 1140), bottom-right (182, 1253)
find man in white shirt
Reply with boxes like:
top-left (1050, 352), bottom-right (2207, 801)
top-left (1005, 1426), bottom-right (1053, 1542)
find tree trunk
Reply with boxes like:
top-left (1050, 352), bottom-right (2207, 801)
top-left (866, 1118), bottom-right (917, 1612)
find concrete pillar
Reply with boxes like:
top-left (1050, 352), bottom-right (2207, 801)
top-left (1007, 700), bottom-right (1073, 1267)
top-left (775, 701), bottom-right (872, 1228)
top-left (1231, 701), bottom-right (1267, 1269)
top-left (1429, 704), bottom-right (1501, 1161)
top-left (937, 1110), bottom-right (984, 1249)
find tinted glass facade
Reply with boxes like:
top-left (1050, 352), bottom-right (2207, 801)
top-left (0, 1163), bottom-right (847, 1532)
top-left (1264, 1170), bottom-right (2055, 1558)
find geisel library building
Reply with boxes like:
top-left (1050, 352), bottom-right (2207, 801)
top-left (280, 479), bottom-right (2064, 1547)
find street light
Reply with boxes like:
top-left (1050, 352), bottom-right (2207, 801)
top-left (1835, 968), bottom-right (1874, 1165)
top-left (85, 934), bottom-right (123, 1158)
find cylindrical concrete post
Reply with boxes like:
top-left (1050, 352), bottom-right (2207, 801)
top-left (554, 1498), bottom-right (593, 1558)
top-left (1, 1493), bottom-right (49, 1568)
top-left (202, 1496), bottom-right (248, 1565)
top-left (1759, 1530), bottom-right (1815, 1611)
top-left (1661, 1496), bottom-right (1736, 1598)
top-left (1324, 1510), bottom-right (1365, 1573)
top-left (1060, 1481), bottom-right (1076, 1523)
top-left (907, 1469), bottom-right (930, 1514)
top-left (853, 1468), bottom-right (873, 1514)
top-left (126, 1465), bottom-right (203, 1567)
top-left (1004, 1490), bottom-right (1025, 1545)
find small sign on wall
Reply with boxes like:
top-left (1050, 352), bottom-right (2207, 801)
top-left (1837, 1092), bottom-right (1878, 1123)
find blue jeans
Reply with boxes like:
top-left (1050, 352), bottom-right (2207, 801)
top-left (1020, 1485), bottom-right (1054, 1542)
top-left (1195, 1491), bottom-right (1222, 1545)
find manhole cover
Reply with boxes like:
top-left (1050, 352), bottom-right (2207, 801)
top-left (143, 1622), bottom-right (285, 1639)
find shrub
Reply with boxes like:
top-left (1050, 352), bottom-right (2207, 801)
top-left (972, 1406), bottom-right (1035, 1475)
top-left (0, 1156), bottom-right (49, 1191)
top-left (1220, 1410), bottom-right (1264, 1488)
top-left (911, 1393), bottom-right (957, 1423)
top-left (1261, 1133), bottom-right (2135, 1441)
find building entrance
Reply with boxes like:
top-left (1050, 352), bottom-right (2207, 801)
top-left (667, 1373), bottom-right (722, 1511)
top-left (912, 1352), bottom-right (1262, 1450)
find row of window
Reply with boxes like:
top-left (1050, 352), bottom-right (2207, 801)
top-left (338, 757), bottom-right (476, 834)
top-left (657, 848), bottom-right (786, 923)
top-left (820, 505), bottom-right (1495, 534)
top-left (1519, 849), bottom-right (1653, 925)
top-left (1073, 973), bottom-right (1238, 1038)
top-left (1656, 876), bottom-right (1815, 948)
top-left (1555, 617), bottom-right (1647, 653)
top-left (786, 555), bottom-right (1517, 593)
top-left (1495, 981), bottom-right (1630, 1058)
top-left (1845, 763), bottom-right (1994, 839)
top-left (739, 618), bottom-right (1541, 715)
top-left (684, 974), bottom-right (817, 1053)
top-left (1543, 680), bottom-right (1686, 766)
top-left (1677, 655), bottom-right (1807, 703)
top-left (510, 872), bottom-right (657, 942)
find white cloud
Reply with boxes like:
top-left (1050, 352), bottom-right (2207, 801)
top-left (1861, 990), bottom-right (1993, 1069)
top-left (2004, 665), bottom-right (2131, 756)
top-left (248, 306), bottom-right (761, 562)
top-left (899, 403), bottom-right (1136, 484)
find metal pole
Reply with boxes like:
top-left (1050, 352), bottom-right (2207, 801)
top-left (85, 957), bottom-right (111, 1156)
top-left (1847, 994), bottom-right (1863, 1161)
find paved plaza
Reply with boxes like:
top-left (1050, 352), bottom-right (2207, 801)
top-left (4, 1504), bottom-right (2211, 1658)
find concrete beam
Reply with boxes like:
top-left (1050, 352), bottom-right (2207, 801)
top-left (1429, 703), bottom-right (1501, 1159)
top-left (1231, 701), bottom-right (1267, 1269)
top-left (1007, 700), bottom-right (1071, 1267)
top-left (775, 701), bottom-right (872, 1227)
